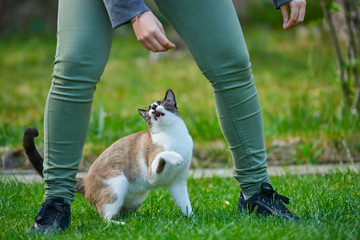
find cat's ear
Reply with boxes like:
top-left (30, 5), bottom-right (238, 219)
top-left (138, 109), bottom-right (148, 119)
top-left (164, 89), bottom-right (177, 108)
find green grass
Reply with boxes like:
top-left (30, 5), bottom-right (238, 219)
top-left (0, 27), bottom-right (359, 165)
top-left (1, 170), bottom-right (359, 239)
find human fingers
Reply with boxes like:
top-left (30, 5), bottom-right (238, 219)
top-left (154, 20), bottom-right (176, 50)
top-left (133, 26), bottom-right (155, 51)
top-left (282, 0), bottom-right (307, 30)
top-left (280, 4), bottom-right (290, 29)
top-left (141, 28), bottom-right (175, 52)
top-left (132, 26), bottom-right (156, 51)
top-left (156, 33), bottom-right (176, 50)
top-left (133, 23), bottom-right (165, 51)
top-left (139, 38), bottom-right (156, 52)
top-left (155, 18), bottom-right (166, 35)
top-left (132, 11), bottom-right (175, 52)
top-left (140, 28), bottom-right (175, 52)
top-left (145, 36), bottom-right (168, 52)
top-left (288, 4), bottom-right (300, 28)
top-left (297, 3), bottom-right (306, 23)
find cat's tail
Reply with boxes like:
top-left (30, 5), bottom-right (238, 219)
top-left (23, 127), bottom-right (85, 195)
top-left (23, 127), bottom-right (44, 177)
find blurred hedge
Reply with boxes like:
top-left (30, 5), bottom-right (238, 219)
top-left (0, 0), bottom-right (323, 36)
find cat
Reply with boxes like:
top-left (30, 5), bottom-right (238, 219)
top-left (23, 89), bottom-right (193, 221)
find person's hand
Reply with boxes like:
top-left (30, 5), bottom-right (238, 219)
top-left (280, 0), bottom-right (306, 30)
top-left (132, 11), bottom-right (176, 52)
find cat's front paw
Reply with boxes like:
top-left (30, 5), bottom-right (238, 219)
top-left (162, 151), bottom-right (183, 166)
top-left (172, 156), bottom-right (184, 166)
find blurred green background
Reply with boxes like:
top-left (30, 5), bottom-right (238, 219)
top-left (0, 0), bottom-right (359, 170)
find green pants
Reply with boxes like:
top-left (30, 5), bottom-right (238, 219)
top-left (43, 0), bottom-right (269, 204)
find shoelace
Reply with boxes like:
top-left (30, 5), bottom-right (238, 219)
top-left (261, 184), bottom-right (290, 206)
top-left (35, 201), bottom-right (66, 224)
top-left (273, 189), bottom-right (290, 205)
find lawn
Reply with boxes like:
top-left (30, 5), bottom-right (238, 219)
top-left (0, 170), bottom-right (359, 239)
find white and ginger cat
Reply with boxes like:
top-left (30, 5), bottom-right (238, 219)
top-left (23, 89), bottom-right (193, 220)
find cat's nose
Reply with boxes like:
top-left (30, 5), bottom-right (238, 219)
top-left (151, 105), bottom-right (157, 111)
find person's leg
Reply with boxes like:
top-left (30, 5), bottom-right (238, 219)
top-left (43, 0), bottom-right (114, 204)
top-left (31, 0), bottom-right (113, 232)
top-left (155, 0), bottom-right (299, 219)
top-left (154, 0), bottom-right (268, 196)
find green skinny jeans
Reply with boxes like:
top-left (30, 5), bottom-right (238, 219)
top-left (43, 0), bottom-right (269, 204)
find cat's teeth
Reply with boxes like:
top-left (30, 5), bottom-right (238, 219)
top-left (154, 111), bottom-right (165, 121)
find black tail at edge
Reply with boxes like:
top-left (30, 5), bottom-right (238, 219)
top-left (23, 127), bottom-right (44, 177)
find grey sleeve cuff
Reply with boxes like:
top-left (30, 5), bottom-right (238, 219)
top-left (103, 0), bottom-right (150, 28)
top-left (272, 0), bottom-right (292, 9)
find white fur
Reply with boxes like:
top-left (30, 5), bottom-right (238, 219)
top-left (103, 173), bottom-right (150, 220)
top-left (150, 107), bottom-right (193, 156)
top-left (148, 105), bottom-right (193, 216)
top-left (148, 151), bottom-right (184, 186)
top-left (103, 175), bottom-right (129, 220)
top-left (123, 155), bottom-right (151, 210)
top-left (101, 101), bottom-right (193, 219)
top-left (168, 184), bottom-right (192, 216)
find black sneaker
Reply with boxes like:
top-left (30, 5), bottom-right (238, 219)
top-left (30, 197), bottom-right (71, 233)
top-left (237, 183), bottom-right (300, 220)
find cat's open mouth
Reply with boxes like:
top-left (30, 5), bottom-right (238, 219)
top-left (154, 111), bottom-right (165, 121)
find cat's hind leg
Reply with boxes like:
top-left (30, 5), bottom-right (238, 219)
top-left (102, 175), bottom-right (129, 221)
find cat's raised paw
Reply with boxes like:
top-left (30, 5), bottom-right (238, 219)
top-left (161, 151), bottom-right (183, 165)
